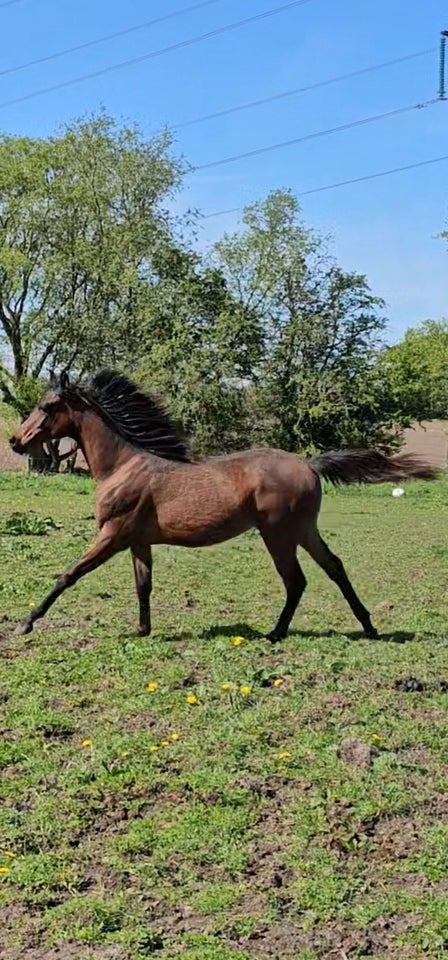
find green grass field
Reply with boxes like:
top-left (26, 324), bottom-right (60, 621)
top-left (1, 470), bottom-right (448, 960)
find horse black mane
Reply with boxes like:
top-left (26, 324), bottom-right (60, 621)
top-left (59, 369), bottom-right (191, 463)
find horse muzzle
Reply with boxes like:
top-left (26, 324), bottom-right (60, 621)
top-left (9, 437), bottom-right (25, 455)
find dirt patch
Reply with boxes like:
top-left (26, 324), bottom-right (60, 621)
top-left (2, 946), bottom-right (123, 960)
top-left (325, 806), bottom-right (423, 863)
top-left (426, 792), bottom-right (448, 822)
top-left (323, 692), bottom-right (351, 711)
top-left (235, 912), bottom-right (423, 958)
top-left (236, 921), bottom-right (311, 957)
top-left (338, 737), bottom-right (377, 770)
top-left (0, 902), bottom-right (123, 959)
top-left (79, 786), bottom-right (162, 840)
top-left (408, 705), bottom-right (448, 724)
top-left (402, 420), bottom-right (448, 468)
top-left (363, 913), bottom-right (423, 955)
top-left (233, 773), bottom-right (298, 799)
top-left (72, 782), bottom-right (195, 852)
top-left (64, 634), bottom-right (99, 652)
top-left (392, 873), bottom-right (432, 896)
top-left (161, 905), bottom-right (216, 936)
top-left (233, 776), bottom-right (304, 922)
top-left (370, 816), bottom-right (421, 859)
top-left (398, 745), bottom-right (434, 770)
top-left (119, 711), bottom-right (158, 735)
top-left (174, 667), bottom-right (211, 688)
top-left (0, 440), bottom-right (25, 471)
top-left (0, 903), bottom-right (36, 948)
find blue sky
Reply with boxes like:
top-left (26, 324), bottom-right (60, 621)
top-left (1, 0), bottom-right (447, 341)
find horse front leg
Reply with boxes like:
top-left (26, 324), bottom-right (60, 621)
top-left (14, 524), bottom-right (125, 636)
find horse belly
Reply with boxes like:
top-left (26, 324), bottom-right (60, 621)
top-left (151, 495), bottom-right (253, 547)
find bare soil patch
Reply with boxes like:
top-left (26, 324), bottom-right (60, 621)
top-left (235, 913), bottom-right (423, 958)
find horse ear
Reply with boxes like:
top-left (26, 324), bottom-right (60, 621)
top-left (59, 371), bottom-right (70, 391)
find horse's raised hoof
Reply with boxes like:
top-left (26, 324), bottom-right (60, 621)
top-left (14, 620), bottom-right (33, 637)
top-left (266, 630), bottom-right (286, 644)
top-left (365, 624), bottom-right (379, 640)
top-left (137, 625), bottom-right (151, 637)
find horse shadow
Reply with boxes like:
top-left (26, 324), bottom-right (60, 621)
top-left (164, 622), bottom-right (418, 645)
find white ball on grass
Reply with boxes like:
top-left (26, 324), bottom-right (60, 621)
top-left (392, 487), bottom-right (404, 498)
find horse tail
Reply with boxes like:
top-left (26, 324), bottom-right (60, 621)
top-left (309, 449), bottom-right (438, 486)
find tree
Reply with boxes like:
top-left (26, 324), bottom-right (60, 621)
top-left (213, 190), bottom-right (393, 453)
top-left (377, 319), bottom-right (448, 424)
top-left (0, 112), bottom-right (185, 410)
top-left (136, 249), bottom-right (263, 453)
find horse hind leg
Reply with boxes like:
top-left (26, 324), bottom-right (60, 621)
top-left (131, 547), bottom-right (153, 636)
top-left (260, 528), bottom-right (307, 642)
top-left (301, 526), bottom-right (378, 639)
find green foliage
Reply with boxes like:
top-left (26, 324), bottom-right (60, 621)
top-left (0, 112), bottom-right (185, 409)
top-left (214, 190), bottom-right (394, 453)
top-left (0, 133), bottom-right (401, 453)
top-left (136, 254), bottom-right (261, 454)
top-left (0, 400), bottom-right (18, 436)
top-left (136, 189), bottom-right (397, 455)
top-left (378, 319), bottom-right (448, 423)
top-left (3, 511), bottom-right (60, 536)
top-left (0, 373), bottom-right (47, 418)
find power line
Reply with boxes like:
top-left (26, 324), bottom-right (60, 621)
top-left (0, 0), bottom-right (225, 79)
top-left (194, 98), bottom-right (441, 170)
top-left (174, 48), bottom-right (435, 129)
top-left (202, 154), bottom-right (448, 219)
top-left (0, 0), bottom-right (316, 111)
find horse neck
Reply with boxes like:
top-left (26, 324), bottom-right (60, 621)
top-left (74, 408), bottom-right (134, 480)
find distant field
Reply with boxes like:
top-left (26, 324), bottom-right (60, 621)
top-left (1, 471), bottom-right (448, 960)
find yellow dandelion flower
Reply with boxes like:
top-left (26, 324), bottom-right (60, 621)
top-left (170, 732), bottom-right (180, 741)
top-left (3, 851), bottom-right (15, 859)
top-left (273, 678), bottom-right (284, 687)
top-left (121, 751), bottom-right (130, 759)
top-left (81, 738), bottom-right (93, 748)
top-left (231, 636), bottom-right (244, 646)
top-left (160, 739), bottom-right (170, 747)
top-left (221, 682), bottom-right (231, 691)
top-left (370, 733), bottom-right (381, 741)
top-left (186, 694), bottom-right (198, 705)
top-left (149, 745), bottom-right (159, 753)
top-left (29, 601), bottom-right (35, 609)
top-left (239, 685), bottom-right (252, 696)
top-left (147, 681), bottom-right (159, 693)
top-left (0, 867), bottom-right (10, 875)
top-left (276, 750), bottom-right (291, 760)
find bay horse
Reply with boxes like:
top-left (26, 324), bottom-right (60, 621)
top-left (9, 370), bottom-right (436, 641)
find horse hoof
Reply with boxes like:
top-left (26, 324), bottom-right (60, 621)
top-left (14, 621), bottom-right (33, 636)
top-left (365, 625), bottom-right (379, 640)
top-left (137, 626), bottom-right (151, 637)
top-left (266, 630), bottom-right (285, 643)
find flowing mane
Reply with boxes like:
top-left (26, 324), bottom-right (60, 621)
top-left (70, 369), bottom-right (191, 462)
